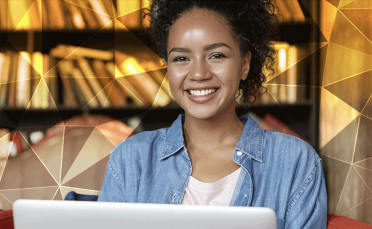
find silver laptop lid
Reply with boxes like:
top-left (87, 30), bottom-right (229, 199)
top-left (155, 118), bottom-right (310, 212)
top-left (13, 199), bottom-right (277, 229)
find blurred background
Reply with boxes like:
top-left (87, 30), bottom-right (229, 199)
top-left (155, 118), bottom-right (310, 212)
top-left (0, 0), bottom-right (371, 225)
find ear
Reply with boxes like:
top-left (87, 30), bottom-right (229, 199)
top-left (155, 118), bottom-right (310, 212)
top-left (240, 51), bottom-right (251, 81)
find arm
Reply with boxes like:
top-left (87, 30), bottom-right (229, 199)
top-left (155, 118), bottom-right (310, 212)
top-left (97, 140), bottom-right (141, 203)
top-left (284, 158), bottom-right (328, 229)
top-left (97, 155), bottom-right (126, 202)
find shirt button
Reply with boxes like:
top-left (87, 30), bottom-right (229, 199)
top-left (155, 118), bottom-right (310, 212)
top-left (237, 151), bottom-right (243, 156)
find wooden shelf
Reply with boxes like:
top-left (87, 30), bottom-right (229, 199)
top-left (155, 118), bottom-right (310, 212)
top-left (0, 20), bottom-right (318, 52)
top-left (0, 102), bottom-right (313, 139)
top-left (0, 17), bottom-right (321, 149)
top-left (0, 28), bottom-right (158, 54)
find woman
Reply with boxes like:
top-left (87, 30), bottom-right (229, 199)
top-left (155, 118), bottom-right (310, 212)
top-left (98, 0), bottom-right (327, 228)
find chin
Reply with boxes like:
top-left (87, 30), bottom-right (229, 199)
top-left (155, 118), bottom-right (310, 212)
top-left (184, 105), bottom-right (220, 120)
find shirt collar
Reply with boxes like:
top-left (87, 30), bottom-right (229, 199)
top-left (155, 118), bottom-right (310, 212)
top-left (160, 114), bottom-right (263, 163)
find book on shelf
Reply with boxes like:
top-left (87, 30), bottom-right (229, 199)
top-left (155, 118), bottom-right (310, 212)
top-left (258, 42), bottom-right (307, 105)
top-left (115, 51), bottom-right (171, 107)
top-left (106, 61), bottom-right (148, 107)
top-left (0, 0), bottom-right (150, 31)
top-left (0, 46), bottom-right (174, 109)
top-left (48, 57), bottom-right (59, 107)
top-left (16, 52), bottom-right (31, 108)
top-left (76, 0), bottom-right (100, 29)
top-left (0, 52), bottom-right (11, 107)
top-left (91, 59), bottom-right (127, 107)
top-left (76, 57), bottom-right (111, 107)
top-left (7, 51), bottom-right (18, 107)
top-left (51, 44), bottom-right (114, 61)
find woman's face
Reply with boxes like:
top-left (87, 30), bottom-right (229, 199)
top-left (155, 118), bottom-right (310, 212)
top-left (167, 8), bottom-right (251, 120)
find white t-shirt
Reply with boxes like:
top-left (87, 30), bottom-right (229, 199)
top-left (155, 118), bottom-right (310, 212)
top-left (180, 167), bottom-right (242, 206)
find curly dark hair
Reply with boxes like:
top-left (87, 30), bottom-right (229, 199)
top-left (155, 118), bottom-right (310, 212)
top-left (143, 0), bottom-right (279, 107)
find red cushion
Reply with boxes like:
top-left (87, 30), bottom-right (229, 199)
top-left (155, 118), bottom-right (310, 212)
top-left (0, 210), bottom-right (14, 229)
top-left (327, 213), bottom-right (372, 228)
top-left (1, 210), bottom-right (372, 228)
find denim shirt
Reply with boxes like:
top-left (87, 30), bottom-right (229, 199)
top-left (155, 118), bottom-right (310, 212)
top-left (98, 114), bottom-right (327, 229)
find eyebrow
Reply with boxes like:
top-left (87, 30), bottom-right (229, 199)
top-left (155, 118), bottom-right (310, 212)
top-left (168, 43), bottom-right (232, 55)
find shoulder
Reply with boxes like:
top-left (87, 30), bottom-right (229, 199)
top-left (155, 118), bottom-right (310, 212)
top-left (109, 127), bottom-right (169, 164)
top-left (262, 130), bottom-right (321, 168)
top-left (117, 128), bottom-right (168, 148)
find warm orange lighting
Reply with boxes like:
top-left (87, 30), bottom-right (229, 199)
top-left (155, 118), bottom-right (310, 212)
top-left (278, 49), bottom-right (287, 72)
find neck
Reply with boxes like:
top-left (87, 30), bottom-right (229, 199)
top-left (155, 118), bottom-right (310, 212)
top-left (183, 104), bottom-right (245, 149)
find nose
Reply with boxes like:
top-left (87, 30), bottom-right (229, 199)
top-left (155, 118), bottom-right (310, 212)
top-left (189, 58), bottom-right (213, 81)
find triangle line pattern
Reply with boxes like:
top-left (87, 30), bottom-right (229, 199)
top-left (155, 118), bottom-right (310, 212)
top-left (0, 140), bottom-right (15, 183)
top-left (59, 126), bottom-right (66, 184)
top-left (337, 9), bottom-right (372, 45)
top-left (341, 0), bottom-right (372, 9)
top-left (95, 79), bottom-right (115, 106)
top-left (63, 0), bottom-right (114, 18)
top-left (342, 7), bottom-right (372, 9)
top-left (319, 153), bottom-right (352, 165)
top-left (77, 77), bottom-right (114, 111)
top-left (116, 78), bottom-right (148, 108)
top-left (60, 127), bottom-right (101, 183)
top-left (323, 68), bottom-right (372, 88)
top-left (45, 25), bottom-right (114, 77)
top-left (0, 186), bottom-right (59, 192)
top-left (361, 94), bottom-right (372, 114)
top-left (95, 81), bottom-right (115, 126)
top-left (63, 124), bottom-right (102, 127)
top-left (116, 8), bottom-right (144, 18)
top-left (11, 0), bottom-right (34, 32)
top-left (353, 166), bottom-right (372, 193)
top-left (25, 136), bottom-right (59, 185)
top-left (351, 115), bottom-right (361, 163)
top-left (321, 42), bottom-right (330, 87)
top-left (51, 187), bottom-right (60, 200)
top-left (60, 186), bottom-right (100, 192)
top-left (335, 165), bottom-right (353, 213)
top-left (101, 80), bottom-right (115, 108)
top-left (354, 164), bottom-right (372, 172)
top-left (267, 90), bottom-right (309, 142)
top-left (43, 78), bottom-right (63, 118)
top-left (80, 91), bottom-right (106, 110)
top-left (361, 113), bottom-right (372, 122)
top-left (323, 86), bottom-right (361, 115)
top-left (328, 41), bottom-right (372, 57)
top-left (341, 196), bottom-right (372, 216)
top-left (0, 193), bottom-right (12, 204)
top-left (109, 0), bottom-right (116, 18)
top-left (269, 43), bottom-right (328, 81)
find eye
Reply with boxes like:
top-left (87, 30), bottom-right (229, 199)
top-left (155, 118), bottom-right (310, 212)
top-left (210, 53), bottom-right (226, 60)
top-left (173, 56), bottom-right (189, 62)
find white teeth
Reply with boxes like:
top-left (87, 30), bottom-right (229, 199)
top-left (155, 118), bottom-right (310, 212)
top-left (189, 89), bottom-right (217, 96)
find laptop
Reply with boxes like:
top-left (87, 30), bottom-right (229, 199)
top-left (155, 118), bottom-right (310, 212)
top-left (13, 199), bottom-right (277, 229)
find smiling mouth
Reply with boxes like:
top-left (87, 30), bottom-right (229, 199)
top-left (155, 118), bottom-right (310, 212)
top-left (187, 88), bottom-right (219, 96)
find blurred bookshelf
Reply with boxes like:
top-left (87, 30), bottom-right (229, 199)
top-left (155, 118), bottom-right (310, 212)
top-left (0, 0), bottom-right (322, 159)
